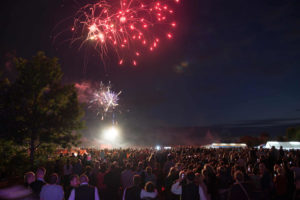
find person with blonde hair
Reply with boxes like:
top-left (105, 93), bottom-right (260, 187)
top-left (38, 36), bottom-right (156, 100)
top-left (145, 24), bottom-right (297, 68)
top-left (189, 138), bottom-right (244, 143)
top-left (140, 181), bottom-right (158, 200)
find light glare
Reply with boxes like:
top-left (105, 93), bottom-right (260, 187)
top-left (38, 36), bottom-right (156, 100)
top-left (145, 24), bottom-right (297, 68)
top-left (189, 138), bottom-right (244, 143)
top-left (103, 126), bottom-right (119, 141)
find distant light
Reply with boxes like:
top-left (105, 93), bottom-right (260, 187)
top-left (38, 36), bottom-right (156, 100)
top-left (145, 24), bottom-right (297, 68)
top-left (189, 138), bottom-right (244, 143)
top-left (164, 146), bottom-right (171, 150)
top-left (155, 145), bottom-right (161, 150)
top-left (103, 126), bottom-right (119, 141)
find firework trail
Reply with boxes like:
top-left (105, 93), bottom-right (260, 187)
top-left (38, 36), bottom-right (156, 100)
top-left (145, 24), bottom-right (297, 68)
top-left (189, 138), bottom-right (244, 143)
top-left (89, 82), bottom-right (121, 120)
top-left (71, 0), bottom-right (180, 66)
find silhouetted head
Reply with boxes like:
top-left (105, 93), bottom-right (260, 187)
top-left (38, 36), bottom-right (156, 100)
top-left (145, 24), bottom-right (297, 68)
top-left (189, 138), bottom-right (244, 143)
top-left (133, 175), bottom-right (141, 186)
top-left (70, 174), bottom-right (79, 187)
top-left (145, 181), bottom-right (155, 192)
top-left (24, 171), bottom-right (35, 185)
top-left (79, 174), bottom-right (89, 184)
top-left (49, 173), bottom-right (58, 184)
top-left (36, 167), bottom-right (46, 179)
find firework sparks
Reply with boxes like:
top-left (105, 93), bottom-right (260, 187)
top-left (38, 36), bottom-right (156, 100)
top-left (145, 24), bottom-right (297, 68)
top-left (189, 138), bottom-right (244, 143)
top-left (89, 82), bottom-right (121, 119)
top-left (71, 0), bottom-right (179, 66)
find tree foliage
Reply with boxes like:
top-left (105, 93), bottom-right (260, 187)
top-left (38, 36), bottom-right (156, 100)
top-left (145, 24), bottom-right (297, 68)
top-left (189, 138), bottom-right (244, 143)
top-left (0, 139), bottom-right (29, 178)
top-left (286, 127), bottom-right (300, 141)
top-left (0, 52), bottom-right (84, 164)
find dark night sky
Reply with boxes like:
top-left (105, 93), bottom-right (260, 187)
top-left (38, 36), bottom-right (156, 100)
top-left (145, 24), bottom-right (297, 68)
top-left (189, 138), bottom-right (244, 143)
top-left (1, 0), bottom-right (300, 140)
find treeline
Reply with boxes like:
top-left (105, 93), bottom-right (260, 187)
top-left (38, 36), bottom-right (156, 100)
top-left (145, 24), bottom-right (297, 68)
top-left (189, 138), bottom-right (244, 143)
top-left (239, 127), bottom-right (300, 147)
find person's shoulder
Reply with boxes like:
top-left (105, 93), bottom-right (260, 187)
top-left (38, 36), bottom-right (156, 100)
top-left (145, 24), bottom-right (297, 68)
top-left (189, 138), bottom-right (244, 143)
top-left (41, 184), bottom-right (49, 188)
top-left (55, 184), bottom-right (64, 191)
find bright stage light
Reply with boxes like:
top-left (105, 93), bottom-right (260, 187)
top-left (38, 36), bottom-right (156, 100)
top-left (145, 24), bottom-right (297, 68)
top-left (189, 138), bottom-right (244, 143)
top-left (155, 145), bottom-right (161, 150)
top-left (103, 126), bottom-right (119, 141)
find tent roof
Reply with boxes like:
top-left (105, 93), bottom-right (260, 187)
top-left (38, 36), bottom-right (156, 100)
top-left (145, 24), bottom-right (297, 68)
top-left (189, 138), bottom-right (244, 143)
top-left (265, 141), bottom-right (300, 150)
top-left (209, 143), bottom-right (247, 148)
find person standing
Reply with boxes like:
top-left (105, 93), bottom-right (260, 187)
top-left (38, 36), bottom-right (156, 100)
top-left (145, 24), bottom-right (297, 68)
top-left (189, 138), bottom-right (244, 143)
top-left (144, 167), bottom-right (157, 186)
top-left (228, 171), bottom-right (252, 200)
top-left (65, 174), bottom-right (79, 199)
top-left (123, 175), bottom-right (142, 200)
top-left (259, 163), bottom-right (272, 199)
top-left (104, 163), bottom-right (121, 200)
top-left (171, 171), bottom-right (207, 200)
top-left (140, 181), bottom-right (158, 200)
top-left (63, 159), bottom-right (73, 182)
top-left (122, 164), bottom-right (136, 189)
top-left (40, 173), bottom-right (64, 200)
top-left (31, 167), bottom-right (47, 197)
top-left (24, 171), bottom-right (35, 189)
top-left (73, 159), bottom-right (83, 175)
top-left (68, 174), bottom-right (100, 200)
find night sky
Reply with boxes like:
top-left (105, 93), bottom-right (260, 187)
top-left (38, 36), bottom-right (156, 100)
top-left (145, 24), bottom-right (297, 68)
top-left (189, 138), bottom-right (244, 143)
top-left (1, 0), bottom-right (300, 142)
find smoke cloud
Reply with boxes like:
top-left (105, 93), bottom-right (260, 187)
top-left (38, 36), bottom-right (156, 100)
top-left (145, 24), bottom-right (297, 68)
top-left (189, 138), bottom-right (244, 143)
top-left (74, 81), bottom-right (94, 103)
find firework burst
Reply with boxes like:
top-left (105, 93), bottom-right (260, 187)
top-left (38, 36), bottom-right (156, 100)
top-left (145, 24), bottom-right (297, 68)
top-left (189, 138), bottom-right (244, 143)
top-left (89, 82), bottom-right (121, 119)
top-left (71, 0), bottom-right (180, 66)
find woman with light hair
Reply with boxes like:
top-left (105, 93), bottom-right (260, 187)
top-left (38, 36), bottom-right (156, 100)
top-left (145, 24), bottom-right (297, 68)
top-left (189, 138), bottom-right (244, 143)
top-left (140, 181), bottom-right (158, 200)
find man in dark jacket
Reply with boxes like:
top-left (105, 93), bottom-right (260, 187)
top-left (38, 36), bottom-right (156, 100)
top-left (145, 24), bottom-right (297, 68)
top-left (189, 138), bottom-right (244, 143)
top-left (68, 174), bottom-right (100, 200)
top-left (123, 175), bottom-right (142, 200)
top-left (181, 172), bottom-right (200, 200)
top-left (104, 163), bottom-right (121, 200)
top-left (31, 167), bottom-right (47, 197)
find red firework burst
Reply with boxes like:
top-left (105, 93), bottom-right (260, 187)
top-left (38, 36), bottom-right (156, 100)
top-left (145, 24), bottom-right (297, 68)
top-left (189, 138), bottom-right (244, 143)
top-left (71, 0), bottom-right (180, 66)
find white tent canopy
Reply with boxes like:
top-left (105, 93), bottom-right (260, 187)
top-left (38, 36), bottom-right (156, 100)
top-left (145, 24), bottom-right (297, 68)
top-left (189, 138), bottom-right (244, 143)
top-left (207, 143), bottom-right (247, 148)
top-left (265, 141), bottom-right (300, 150)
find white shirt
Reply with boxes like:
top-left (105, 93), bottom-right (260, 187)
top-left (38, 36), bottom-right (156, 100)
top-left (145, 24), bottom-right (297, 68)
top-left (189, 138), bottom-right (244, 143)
top-left (68, 183), bottom-right (100, 200)
top-left (140, 189), bottom-right (158, 199)
top-left (171, 181), bottom-right (207, 200)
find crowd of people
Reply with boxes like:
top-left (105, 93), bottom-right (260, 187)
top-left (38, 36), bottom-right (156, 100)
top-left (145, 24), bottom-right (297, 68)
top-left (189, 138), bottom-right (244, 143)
top-left (1, 146), bottom-right (300, 200)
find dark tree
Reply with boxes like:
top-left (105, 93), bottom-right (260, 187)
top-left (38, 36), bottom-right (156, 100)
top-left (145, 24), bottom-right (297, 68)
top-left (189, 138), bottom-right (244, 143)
top-left (286, 127), bottom-right (300, 141)
top-left (239, 135), bottom-right (260, 147)
top-left (259, 132), bottom-right (269, 144)
top-left (0, 52), bottom-right (84, 165)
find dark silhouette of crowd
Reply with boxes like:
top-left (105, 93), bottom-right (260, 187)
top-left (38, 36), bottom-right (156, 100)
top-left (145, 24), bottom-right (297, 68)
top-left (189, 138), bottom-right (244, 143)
top-left (1, 146), bottom-right (300, 200)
